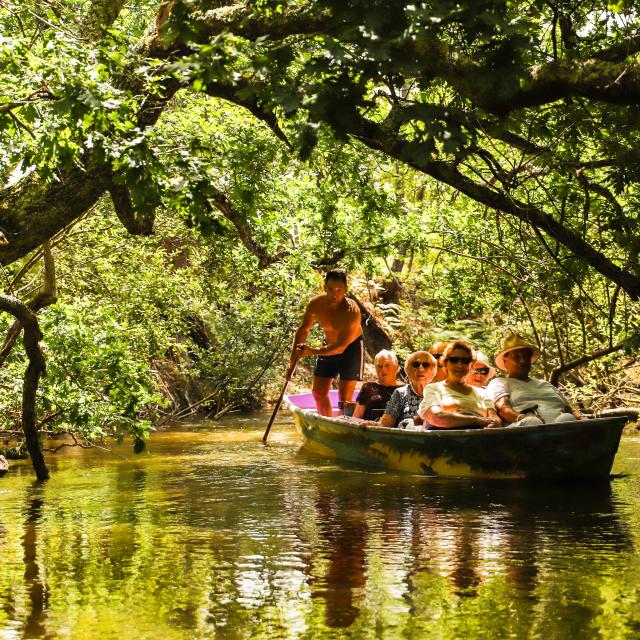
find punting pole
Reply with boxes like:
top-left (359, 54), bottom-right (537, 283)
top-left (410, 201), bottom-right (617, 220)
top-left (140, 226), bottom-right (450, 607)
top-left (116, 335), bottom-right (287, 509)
top-left (262, 355), bottom-right (299, 444)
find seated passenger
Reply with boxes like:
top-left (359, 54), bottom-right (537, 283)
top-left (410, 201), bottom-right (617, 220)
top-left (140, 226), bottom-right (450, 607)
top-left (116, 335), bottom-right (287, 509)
top-left (487, 333), bottom-right (586, 426)
top-left (464, 350), bottom-right (496, 388)
top-left (353, 350), bottom-right (403, 421)
top-left (379, 351), bottom-right (437, 429)
top-left (418, 340), bottom-right (502, 429)
top-left (428, 341), bottom-right (448, 382)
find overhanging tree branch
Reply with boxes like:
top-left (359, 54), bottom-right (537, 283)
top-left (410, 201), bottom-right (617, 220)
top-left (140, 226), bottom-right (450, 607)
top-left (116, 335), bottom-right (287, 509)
top-left (550, 343), bottom-right (625, 386)
top-left (210, 187), bottom-right (284, 268)
top-left (349, 114), bottom-right (640, 300)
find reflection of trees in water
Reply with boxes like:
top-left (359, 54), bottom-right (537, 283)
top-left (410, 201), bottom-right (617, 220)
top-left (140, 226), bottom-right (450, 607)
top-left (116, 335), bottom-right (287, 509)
top-left (22, 484), bottom-right (50, 639)
top-left (0, 441), bottom-right (635, 639)
top-left (293, 473), bottom-right (632, 635)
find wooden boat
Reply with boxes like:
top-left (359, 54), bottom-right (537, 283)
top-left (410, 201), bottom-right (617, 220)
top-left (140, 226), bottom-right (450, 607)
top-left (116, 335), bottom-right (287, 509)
top-left (285, 391), bottom-right (627, 479)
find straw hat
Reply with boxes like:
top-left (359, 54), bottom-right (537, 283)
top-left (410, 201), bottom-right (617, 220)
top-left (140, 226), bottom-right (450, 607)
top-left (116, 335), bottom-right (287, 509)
top-left (472, 350), bottom-right (496, 381)
top-left (495, 333), bottom-right (541, 371)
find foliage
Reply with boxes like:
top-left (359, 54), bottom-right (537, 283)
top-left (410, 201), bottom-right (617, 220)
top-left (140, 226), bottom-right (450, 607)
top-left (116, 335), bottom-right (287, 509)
top-left (0, 201), bottom-right (314, 447)
top-left (1, 0), bottom-right (640, 461)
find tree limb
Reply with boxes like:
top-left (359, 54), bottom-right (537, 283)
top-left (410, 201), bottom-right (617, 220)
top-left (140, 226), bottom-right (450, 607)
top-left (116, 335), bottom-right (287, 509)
top-left (0, 293), bottom-right (48, 481)
top-left (549, 343), bottom-right (625, 386)
top-left (348, 114), bottom-right (640, 300)
top-left (202, 81), bottom-right (292, 149)
top-left (108, 179), bottom-right (155, 235)
top-left (78, 0), bottom-right (127, 42)
top-left (209, 187), bottom-right (283, 268)
top-left (0, 241), bottom-right (57, 368)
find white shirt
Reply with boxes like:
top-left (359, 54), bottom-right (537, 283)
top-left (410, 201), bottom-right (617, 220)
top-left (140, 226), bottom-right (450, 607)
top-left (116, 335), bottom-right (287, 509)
top-left (419, 381), bottom-right (495, 419)
top-left (486, 377), bottom-right (571, 423)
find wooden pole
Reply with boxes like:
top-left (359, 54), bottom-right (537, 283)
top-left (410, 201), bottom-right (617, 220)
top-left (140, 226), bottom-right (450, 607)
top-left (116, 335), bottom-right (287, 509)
top-left (262, 358), bottom-right (298, 444)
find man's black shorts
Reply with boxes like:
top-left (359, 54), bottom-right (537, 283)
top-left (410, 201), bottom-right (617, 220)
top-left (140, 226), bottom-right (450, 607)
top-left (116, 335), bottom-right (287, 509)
top-left (313, 336), bottom-right (364, 381)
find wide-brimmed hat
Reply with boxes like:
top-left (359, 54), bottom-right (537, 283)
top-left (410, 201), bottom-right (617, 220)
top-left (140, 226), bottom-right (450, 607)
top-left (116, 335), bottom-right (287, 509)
top-left (472, 350), bottom-right (496, 381)
top-left (495, 333), bottom-right (541, 371)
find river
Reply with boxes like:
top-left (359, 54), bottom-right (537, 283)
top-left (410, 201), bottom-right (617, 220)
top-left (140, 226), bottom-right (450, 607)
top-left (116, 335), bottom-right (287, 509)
top-left (2, 415), bottom-right (640, 639)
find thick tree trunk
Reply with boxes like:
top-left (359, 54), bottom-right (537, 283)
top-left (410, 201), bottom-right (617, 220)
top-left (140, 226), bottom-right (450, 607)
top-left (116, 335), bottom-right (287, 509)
top-left (0, 294), bottom-right (48, 481)
top-left (0, 166), bottom-right (108, 265)
top-left (349, 294), bottom-right (393, 359)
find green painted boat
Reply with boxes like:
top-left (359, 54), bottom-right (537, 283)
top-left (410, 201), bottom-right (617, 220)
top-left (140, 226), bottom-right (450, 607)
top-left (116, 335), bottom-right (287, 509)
top-left (285, 391), bottom-right (626, 479)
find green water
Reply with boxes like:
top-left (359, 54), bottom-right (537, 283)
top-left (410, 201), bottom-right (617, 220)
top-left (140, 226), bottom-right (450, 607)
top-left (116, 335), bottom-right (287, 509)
top-left (2, 416), bottom-right (640, 639)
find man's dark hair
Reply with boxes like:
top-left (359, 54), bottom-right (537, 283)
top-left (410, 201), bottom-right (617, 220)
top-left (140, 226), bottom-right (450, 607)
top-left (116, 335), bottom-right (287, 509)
top-left (325, 270), bottom-right (347, 285)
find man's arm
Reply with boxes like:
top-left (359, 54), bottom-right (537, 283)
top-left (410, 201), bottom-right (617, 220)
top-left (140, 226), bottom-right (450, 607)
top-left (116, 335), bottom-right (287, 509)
top-left (495, 396), bottom-right (528, 424)
top-left (286, 303), bottom-right (316, 377)
top-left (425, 405), bottom-right (496, 428)
top-left (549, 381), bottom-right (587, 420)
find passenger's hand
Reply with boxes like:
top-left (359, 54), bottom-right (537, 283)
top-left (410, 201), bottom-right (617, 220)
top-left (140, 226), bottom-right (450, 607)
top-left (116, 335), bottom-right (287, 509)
top-left (476, 416), bottom-right (501, 428)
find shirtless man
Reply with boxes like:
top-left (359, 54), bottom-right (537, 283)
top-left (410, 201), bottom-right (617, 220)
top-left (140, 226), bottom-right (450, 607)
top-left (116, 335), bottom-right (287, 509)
top-left (287, 271), bottom-right (364, 416)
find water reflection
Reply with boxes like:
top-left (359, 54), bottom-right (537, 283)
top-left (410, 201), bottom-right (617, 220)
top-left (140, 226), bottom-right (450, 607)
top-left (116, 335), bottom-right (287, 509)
top-left (311, 489), bottom-right (368, 627)
top-left (298, 469), bottom-right (631, 632)
top-left (0, 422), bottom-right (639, 639)
top-left (22, 485), bottom-right (49, 639)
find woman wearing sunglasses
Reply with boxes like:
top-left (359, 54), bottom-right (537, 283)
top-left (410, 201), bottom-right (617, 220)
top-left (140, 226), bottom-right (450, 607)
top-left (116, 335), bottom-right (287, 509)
top-left (464, 350), bottom-right (496, 389)
top-left (418, 340), bottom-right (502, 429)
top-left (378, 351), bottom-right (437, 429)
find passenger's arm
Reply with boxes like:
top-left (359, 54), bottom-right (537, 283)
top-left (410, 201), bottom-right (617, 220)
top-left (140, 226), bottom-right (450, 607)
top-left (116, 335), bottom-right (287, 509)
top-left (494, 396), bottom-right (527, 424)
top-left (353, 402), bottom-right (366, 419)
top-left (426, 405), bottom-right (492, 429)
top-left (555, 387), bottom-right (587, 420)
top-left (486, 409), bottom-right (502, 428)
top-left (564, 404), bottom-right (587, 420)
top-left (380, 412), bottom-right (396, 428)
top-left (378, 391), bottom-right (401, 428)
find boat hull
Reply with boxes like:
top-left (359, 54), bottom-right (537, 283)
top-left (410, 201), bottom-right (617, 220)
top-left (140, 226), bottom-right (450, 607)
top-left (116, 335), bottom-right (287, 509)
top-left (286, 393), bottom-right (626, 479)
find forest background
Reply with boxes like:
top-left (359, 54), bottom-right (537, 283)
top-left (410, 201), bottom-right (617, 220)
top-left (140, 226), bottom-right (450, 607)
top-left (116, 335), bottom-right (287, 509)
top-left (1, 0), bottom-right (639, 478)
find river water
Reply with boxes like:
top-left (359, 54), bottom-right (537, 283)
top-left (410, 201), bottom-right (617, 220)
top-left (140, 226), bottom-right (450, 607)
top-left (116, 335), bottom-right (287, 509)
top-left (2, 415), bottom-right (640, 639)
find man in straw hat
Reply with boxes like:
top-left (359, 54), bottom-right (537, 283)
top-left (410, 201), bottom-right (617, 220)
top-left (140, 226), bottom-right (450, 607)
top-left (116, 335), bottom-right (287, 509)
top-left (487, 333), bottom-right (586, 426)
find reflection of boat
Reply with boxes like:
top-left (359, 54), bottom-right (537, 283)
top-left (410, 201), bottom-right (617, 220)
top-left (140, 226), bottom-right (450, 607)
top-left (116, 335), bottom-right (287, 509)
top-left (285, 391), bottom-right (626, 479)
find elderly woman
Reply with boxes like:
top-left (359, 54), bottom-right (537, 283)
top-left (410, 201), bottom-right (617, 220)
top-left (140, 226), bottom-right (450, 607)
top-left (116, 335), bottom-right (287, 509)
top-left (464, 350), bottom-right (496, 389)
top-left (418, 340), bottom-right (501, 429)
top-left (353, 350), bottom-right (403, 420)
top-left (487, 333), bottom-right (586, 426)
top-left (379, 351), bottom-right (437, 429)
